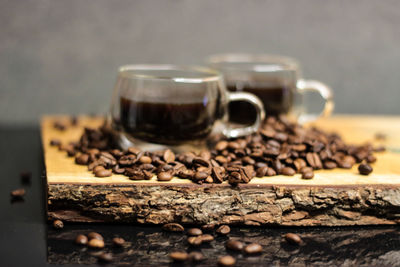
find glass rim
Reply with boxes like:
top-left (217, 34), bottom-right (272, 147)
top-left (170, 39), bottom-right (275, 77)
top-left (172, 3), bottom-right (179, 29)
top-left (206, 53), bottom-right (300, 72)
top-left (118, 64), bottom-right (223, 83)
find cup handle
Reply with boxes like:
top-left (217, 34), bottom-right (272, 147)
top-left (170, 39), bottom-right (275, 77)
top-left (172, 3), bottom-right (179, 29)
top-left (296, 79), bottom-right (334, 124)
top-left (222, 92), bottom-right (266, 138)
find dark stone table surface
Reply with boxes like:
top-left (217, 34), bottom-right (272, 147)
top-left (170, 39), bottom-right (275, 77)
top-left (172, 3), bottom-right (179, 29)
top-left (1, 126), bottom-right (400, 266)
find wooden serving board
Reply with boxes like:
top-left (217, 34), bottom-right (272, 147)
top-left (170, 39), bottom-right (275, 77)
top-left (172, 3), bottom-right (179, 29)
top-left (42, 115), bottom-right (400, 226)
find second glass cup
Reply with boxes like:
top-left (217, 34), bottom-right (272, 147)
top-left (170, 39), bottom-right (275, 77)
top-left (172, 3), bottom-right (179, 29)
top-left (109, 65), bottom-right (265, 150)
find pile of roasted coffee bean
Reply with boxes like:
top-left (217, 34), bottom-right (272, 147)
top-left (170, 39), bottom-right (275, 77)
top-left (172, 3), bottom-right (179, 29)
top-left (51, 116), bottom-right (383, 183)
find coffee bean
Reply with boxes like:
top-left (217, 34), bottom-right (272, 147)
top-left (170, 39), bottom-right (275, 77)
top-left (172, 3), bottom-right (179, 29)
top-left (139, 156), bottom-right (152, 164)
top-left (11, 188), bottom-right (25, 198)
top-left (302, 171), bottom-right (314, 179)
top-left (162, 223), bottom-right (184, 232)
top-left (225, 239), bottom-right (244, 251)
top-left (285, 233), bottom-right (303, 245)
top-left (50, 139), bottom-right (61, 146)
top-left (188, 251), bottom-right (205, 262)
top-left (187, 236), bottom-right (203, 246)
top-left (94, 169), bottom-right (112, 178)
top-left (87, 232), bottom-right (103, 241)
top-left (88, 238), bottom-right (105, 249)
top-left (98, 252), bottom-right (113, 263)
top-left (244, 243), bottom-right (262, 254)
top-left (157, 171), bottom-right (173, 181)
top-left (306, 152), bottom-right (323, 169)
top-left (75, 234), bottom-right (88, 245)
top-left (323, 160), bottom-right (337, 169)
top-left (216, 225), bottom-right (230, 235)
top-left (228, 141), bottom-right (240, 150)
top-left (281, 167), bottom-right (295, 176)
top-left (266, 168), bottom-right (277, 176)
top-left (113, 165), bottom-right (125, 174)
top-left (212, 167), bottom-right (224, 183)
top-left (218, 255), bottom-right (236, 266)
top-left (163, 149), bottom-right (175, 163)
top-left (200, 234), bottom-right (214, 243)
top-left (20, 171), bottom-right (32, 184)
top-left (215, 155), bottom-right (228, 164)
top-left (187, 228), bottom-right (202, 236)
top-left (75, 154), bottom-right (89, 165)
top-left (193, 171), bottom-right (208, 182)
top-left (53, 219), bottom-right (64, 229)
top-left (112, 237), bottom-right (125, 247)
top-left (93, 165), bottom-right (105, 172)
top-left (256, 166), bottom-right (268, 177)
top-left (367, 155), bottom-right (377, 163)
top-left (358, 163), bottom-right (373, 175)
top-left (201, 224), bottom-right (215, 232)
top-left (169, 251), bottom-right (188, 262)
top-left (216, 141), bottom-right (228, 151)
top-left (193, 157), bottom-right (210, 167)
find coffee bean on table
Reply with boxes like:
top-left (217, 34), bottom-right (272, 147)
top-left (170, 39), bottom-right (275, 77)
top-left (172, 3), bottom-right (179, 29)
top-left (112, 237), bottom-right (125, 247)
top-left (216, 225), bottom-right (230, 235)
top-left (88, 238), bottom-right (105, 249)
top-left (218, 255), bottom-right (236, 266)
top-left (201, 224), bottom-right (215, 232)
top-left (188, 251), bottom-right (205, 262)
top-left (225, 239), bottom-right (244, 251)
top-left (187, 236), bottom-right (203, 246)
top-left (75, 234), bottom-right (88, 245)
top-left (169, 251), bottom-right (189, 262)
top-left (98, 252), bottom-right (113, 263)
top-left (20, 171), bottom-right (32, 184)
top-left (187, 228), bottom-right (202, 236)
top-left (93, 165), bottom-right (105, 172)
top-left (358, 163), bottom-right (373, 175)
top-left (301, 171), bottom-right (314, 180)
top-left (139, 156), bottom-right (152, 164)
top-left (215, 140), bottom-right (228, 151)
top-left (284, 233), bottom-right (303, 245)
top-left (367, 155), bottom-right (377, 163)
top-left (193, 171), bottom-right (208, 182)
top-left (162, 223), bottom-right (184, 232)
top-left (281, 167), bottom-right (296, 176)
top-left (94, 169), bottom-right (112, 178)
top-left (200, 234), bottom-right (214, 243)
top-left (157, 172), bottom-right (173, 181)
top-left (53, 219), bottom-right (64, 229)
top-left (75, 154), bottom-right (89, 165)
top-left (244, 243), bottom-right (262, 254)
top-left (10, 188), bottom-right (25, 198)
top-left (88, 232), bottom-right (103, 241)
top-left (163, 149), bottom-right (175, 163)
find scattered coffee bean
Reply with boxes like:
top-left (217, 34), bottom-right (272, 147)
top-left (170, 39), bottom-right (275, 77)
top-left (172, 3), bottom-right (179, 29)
top-left (169, 251), bottom-right (188, 262)
top-left (215, 140), bottom-right (228, 151)
top-left (139, 156), bottom-right (152, 164)
top-left (225, 239), bottom-right (244, 251)
top-left (187, 228), bottom-right (202, 236)
top-left (10, 188), bottom-right (25, 198)
top-left (87, 232), bottom-right (103, 241)
top-left (75, 154), bottom-right (89, 165)
top-left (98, 252), bottom-right (113, 263)
top-left (112, 237), bottom-right (125, 247)
top-left (301, 171), bottom-right (314, 180)
top-left (187, 236), bottom-right (203, 246)
top-left (163, 149), bottom-right (175, 163)
top-left (358, 163), bottom-right (373, 175)
top-left (216, 225), bottom-right (230, 235)
top-left (244, 243), bottom-right (262, 254)
top-left (162, 223), bottom-right (184, 232)
top-left (20, 171), bottom-right (32, 184)
top-left (200, 234), bottom-right (214, 243)
top-left (157, 172), bottom-right (173, 181)
top-left (285, 233), bottom-right (303, 245)
top-left (75, 234), bottom-right (88, 245)
top-left (281, 167), bottom-right (296, 176)
top-left (201, 224), bottom-right (215, 232)
top-left (88, 238), bottom-right (105, 249)
top-left (367, 155), bottom-right (377, 163)
top-left (323, 161), bottom-right (337, 169)
top-left (188, 251), bottom-right (205, 262)
top-left (53, 219), bottom-right (64, 229)
top-left (218, 255), bottom-right (236, 266)
top-left (94, 169), bottom-right (112, 177)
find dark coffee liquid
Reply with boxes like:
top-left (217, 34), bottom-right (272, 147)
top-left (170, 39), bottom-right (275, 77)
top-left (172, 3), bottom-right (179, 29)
top-left (227, 83), bottom-right (294, 124)
top-left (119, 97), bottom-right (219, 145)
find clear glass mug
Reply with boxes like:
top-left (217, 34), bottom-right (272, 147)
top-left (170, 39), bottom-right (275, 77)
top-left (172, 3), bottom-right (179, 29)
top-left (207, 54), bottom-right (334, 124)
top-left (109, 65), bottom-right (265, 151)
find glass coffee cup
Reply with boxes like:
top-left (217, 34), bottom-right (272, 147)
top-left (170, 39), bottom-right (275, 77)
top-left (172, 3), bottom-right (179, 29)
top-left (207, 54), bottom-right (334, 124)
top-left (109, 65), bottom-right (265, 151)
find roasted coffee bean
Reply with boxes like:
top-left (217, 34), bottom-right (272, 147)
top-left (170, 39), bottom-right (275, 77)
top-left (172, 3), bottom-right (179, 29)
top-left (244, 243), bottom-right (262, 254)
top-left (162, 223), bottom-right (184, 232)
top-left (20, 171), bottom-right (32, 184)
top-left (358, 163), bottom-right (373, 175)
top-left (193, 157), bottom-right (209, 167)
top-left (98, 252), bottom-right (113, 263)
top-left (139, 163), bottom-right (155, 170)
top-left (216, 225), bottom-right (230, 235)
top-left (285, 233), bottom-right (303, 245)
top-left (228, 141), bottom-right (240, 150)
top-left (212, 167), bottom-right (224, 183)
top-left (302, 171), bottom-right (314, 180)
top-left (163, 149), bottom-right (175, 163)
top-left (242, 156), bottom-right (255, 165)
top-left (156, 171), bottom-right (172, 181)
top-left (169, 251), bottom-right (188, 262)
top-left (256, 166), bottom-right (268, 177)
top-left (228, 172), bottom-right (241, 185)
top-left (293, 158), bottom-right (307, 171)
top-left (112, 237), bottom-right (125, 247)
top-left (323, 160), bottom-right (337, 169)
top-left (187, 236), bottom-right (203, 246)
top-left (306, 152), bottom-right (323, 169)
top-left (215, 140), bottom-right (228, 151)
top-left (218, 255), bottom-right (236, 267)
top-left (50, 139), bottom-right (61, 146)
top-left (215, 155), bottom-right (228, 164)
top-left (88, 238), bottom-right (105, 249)
top-left (281, 167), bottom-right (296, 176)
top-left (11, 188), bottom-right (25, 198)
top-left (53, 219), bottom-right (64, 229)
top-left (88, 232), bottom-right (103, 241)
top-left (128, 147), bottom-right (141, 155)
top-left (367, 155), bottom-right (377, 163)
top-left (225, 239), bottom-right (244, 251)
top-left (200, 234), bottom-right (214, 243)
top-left (75, 154), bottom-right (89, 165)
top-left (94, 169), bottom-right (112, 177)
top-left (187, 228), bottom-right (202, 236)
top-left (93, 165), bottom-right (105, 172)
top-left (201, 224), bottom-right (215, 232)
top-left (266, 168), bottom-right (277, 176)
top-left (75, 234), bottom-right (88, 245)
top-left (188, 251), bottom-right (205, 262)
top-left (113, 165), bottom-right (125, 174)
top-left (139, 156), bottom-right (152, 164)
top-left (193, 171), bottom-right (208, 182)
top-left (53, 121), bottom-right (66, 131)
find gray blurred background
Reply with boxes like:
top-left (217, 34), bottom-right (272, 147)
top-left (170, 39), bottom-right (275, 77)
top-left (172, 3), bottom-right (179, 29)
top-left (1, 0), bottom-right (400, 125)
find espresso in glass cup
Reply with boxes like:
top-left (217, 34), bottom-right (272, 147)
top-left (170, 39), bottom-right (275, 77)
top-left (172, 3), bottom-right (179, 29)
top-left (207, 54), bottom-right (334, 124)
top-left (109, 65), bottom-right (265, 150)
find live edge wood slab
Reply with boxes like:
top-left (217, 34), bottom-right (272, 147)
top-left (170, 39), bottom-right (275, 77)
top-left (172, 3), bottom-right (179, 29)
top-left (41, 115), bottom-right (400, 226)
